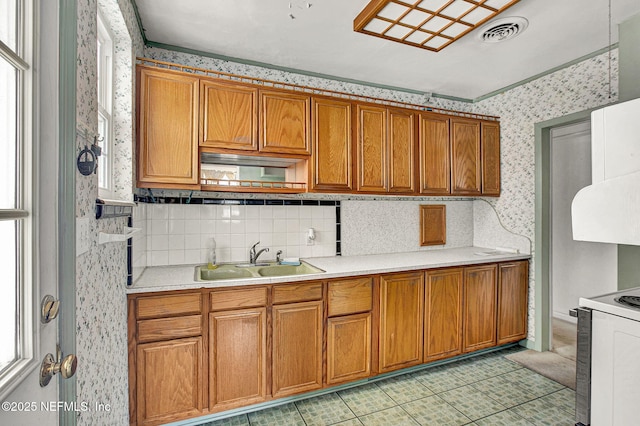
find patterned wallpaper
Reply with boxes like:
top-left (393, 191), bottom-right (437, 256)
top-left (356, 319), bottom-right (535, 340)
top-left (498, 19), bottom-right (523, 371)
top-left (75, 0), bottom-right (143, 425)
top-left (143, 46), bottom-right (619, 344)
top-left (73, 7), bottom-right (618, 422)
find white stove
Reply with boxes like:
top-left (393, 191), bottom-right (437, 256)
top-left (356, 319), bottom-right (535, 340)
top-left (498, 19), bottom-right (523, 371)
top-left (579, 286), bottom-right (640, 322)
top-left (576, 286), bottom-right (640, 426)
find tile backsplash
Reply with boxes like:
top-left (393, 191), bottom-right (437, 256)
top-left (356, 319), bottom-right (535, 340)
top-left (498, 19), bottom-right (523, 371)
top-left (138, 202), bottom-right (337, 268)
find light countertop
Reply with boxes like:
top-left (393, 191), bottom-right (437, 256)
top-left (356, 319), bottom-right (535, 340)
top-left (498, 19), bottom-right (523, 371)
top-left (128, 246), bottom-right (531, 294)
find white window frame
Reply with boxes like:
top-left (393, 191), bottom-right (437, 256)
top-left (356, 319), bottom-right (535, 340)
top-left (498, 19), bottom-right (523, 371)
top-left (0, 0), bottom-right (37, 397)
top-left (97, 10), bottom-right (114, 199)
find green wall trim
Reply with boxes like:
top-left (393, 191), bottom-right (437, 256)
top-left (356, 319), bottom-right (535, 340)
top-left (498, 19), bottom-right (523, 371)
top-left (145, 40), bottom-right (442, 99)
top-left (534, 109), bottom-right (595, 353)
top-left (143, 36), bottom-right (618, 104)
top-left (129, 0), bottom-right (147, 44)
top-left (475, 44), bottom-right (619, 103)
top-left (59, 0), bottom-right (77, 424)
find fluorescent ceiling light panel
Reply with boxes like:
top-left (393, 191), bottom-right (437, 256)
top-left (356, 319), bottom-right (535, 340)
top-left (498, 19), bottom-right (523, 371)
top-left (441, 0), bottom-right (475, 19)
top-left (354, 0), bottom-right (522, 52)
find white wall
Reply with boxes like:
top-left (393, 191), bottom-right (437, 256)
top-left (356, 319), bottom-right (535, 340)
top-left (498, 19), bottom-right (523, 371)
top-left (550, 121), bottom-right (618, 322)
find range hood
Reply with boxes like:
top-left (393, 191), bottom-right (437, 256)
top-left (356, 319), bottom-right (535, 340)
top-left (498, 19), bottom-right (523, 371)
top-left (200, 152), bottom-right (303, 168)
top-left (572, 97), bottom-right (640, 245)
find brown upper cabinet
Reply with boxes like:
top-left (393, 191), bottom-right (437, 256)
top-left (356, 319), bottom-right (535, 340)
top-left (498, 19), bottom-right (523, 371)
top-left (419, 113), bottom-right (451, 195)
top-left (259, 90), bottom-right (311, 155)
top-left (451, 117), bottom-right (482, 196)
top-left (310, 97), bottom-right (352, 192)
top-left (136, 64), bottom-right (501, 196)
top-left (199, 79), bottom-right (258, 151)
top-left (481, 121), bottom-right (501, 196)
top-left (137, 66), bottom-right (200, 188)
top-left (356, 105), bottom-right (415, 194)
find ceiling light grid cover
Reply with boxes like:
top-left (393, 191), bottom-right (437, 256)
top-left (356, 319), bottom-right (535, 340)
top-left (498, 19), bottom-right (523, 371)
top-left (354, 0), bottom-right (521, 52)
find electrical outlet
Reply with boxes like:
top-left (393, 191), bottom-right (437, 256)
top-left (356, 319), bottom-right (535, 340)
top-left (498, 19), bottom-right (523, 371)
top-left (76, 217), bottom-right (91, 256)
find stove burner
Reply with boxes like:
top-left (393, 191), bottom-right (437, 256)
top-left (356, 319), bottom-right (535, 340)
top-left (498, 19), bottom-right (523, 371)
top-left (615, 295), bottom-right (640, 309)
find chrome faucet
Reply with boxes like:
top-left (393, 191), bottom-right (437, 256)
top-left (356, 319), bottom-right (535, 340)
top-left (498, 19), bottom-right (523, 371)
top-left (249, 241), bottom-right (269, 264)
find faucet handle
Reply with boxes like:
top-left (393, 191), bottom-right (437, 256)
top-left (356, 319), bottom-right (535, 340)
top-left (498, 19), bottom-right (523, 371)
top-left (250, 241), bottom-right (260, 251)
top-left (276, 250), bottom-right (283, 263)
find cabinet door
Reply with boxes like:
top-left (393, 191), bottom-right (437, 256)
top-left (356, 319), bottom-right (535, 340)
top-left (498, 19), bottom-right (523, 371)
top-left (311, 98), bottom-right (352, 191)
top-left (451, 118), bottom-right (481, 195)
top-left (327, 313), bottom-right (372, 385)
top-left (209, 308), bottom-right (267, 410)
top-left (419, 113), bottom-right (450, 194)
top-left (379, 272), bottom-right (424, 372)
top-left (200, 80), bottom-right (257, 151)
top-left (497, 261), bottom-right (529, 345)
top-left (260, 90), bottom-right (310, 155)
top-left (272, 301), bottom-right (323, 398)
top-left (388, 109), bottom-right (415, 193)
top-left (425, 268), bottom-right (463, 362)
top-left (357, 105), bottom-right (387, 192)
top-left (137, 67), bottom-right (199, 186)
top-left (463, 264), bottom-right (497, 352)
top-left (481, 121), bottom-right (501, 196)
top-left (136, 337), bottom-right (203, 425)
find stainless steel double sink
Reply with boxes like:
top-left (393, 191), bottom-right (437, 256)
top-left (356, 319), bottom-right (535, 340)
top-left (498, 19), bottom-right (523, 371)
top-left (195, 261), bottom-right (324, 281)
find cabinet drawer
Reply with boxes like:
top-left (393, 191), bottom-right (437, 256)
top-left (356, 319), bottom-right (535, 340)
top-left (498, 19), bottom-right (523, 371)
top-left (138, 315), bottom-right (202, 343)
top-left (136, 293), bottom-right (202, 319)
top-left (273, 282), bottom-right (322, 304)
top-left (210, 287), bottom-right (268, 311)
top-left (327, 278), bottom-right (373, 317)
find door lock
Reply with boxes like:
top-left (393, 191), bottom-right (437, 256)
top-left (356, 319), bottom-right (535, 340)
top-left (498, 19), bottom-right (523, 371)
top-left (40, 295), bottom-right (60, 323)
top-left (40, 345), bottom-right (77, 387)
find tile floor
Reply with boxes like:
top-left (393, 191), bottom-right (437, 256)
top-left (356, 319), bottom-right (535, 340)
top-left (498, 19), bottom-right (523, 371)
top-left (199, 347), bottom-right (576, 426)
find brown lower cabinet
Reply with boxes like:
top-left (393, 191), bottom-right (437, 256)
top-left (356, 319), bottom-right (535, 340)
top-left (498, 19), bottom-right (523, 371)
top-left (128, 260), bottom-right (528, 425)
top-left (424, 268), bottom-right (463, 361)
top-left (378, 272), bottom-right (424, 373)
top-left (272, 300), bottom-right (323, 398)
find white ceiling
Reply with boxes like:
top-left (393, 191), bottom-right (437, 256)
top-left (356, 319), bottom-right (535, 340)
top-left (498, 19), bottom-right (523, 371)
top-left (134, 0), bottom-right (640, 100)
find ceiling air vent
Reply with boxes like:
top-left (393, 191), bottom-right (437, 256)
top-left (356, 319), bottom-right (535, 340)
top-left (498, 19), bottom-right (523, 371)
top-left (477, 17), bottom-right (528, 43)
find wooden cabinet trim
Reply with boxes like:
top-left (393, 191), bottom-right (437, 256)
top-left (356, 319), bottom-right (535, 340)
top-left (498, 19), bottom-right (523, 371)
top-left (326, 313), bottom-right (372, 385)
top-left (388, 108), bottom-right (415, 194)
top-left (327, 277), bottom-right (373, 317)
top-left (451, 118), bottom-right (481, 195)
top-left (137, 66), bottom-right (200, 187)
top-left (420, 204), bottom-right (446, 246)
top-left (259, 90), bottom-right (311, 155)
top-left (462, 264), bottom-right (498, 352)
top-left (424, 268), bottom-right (463, 362)
top-left (481, 121), bottom-right (501, 196)
top-left (138, 315), bottom-right (202, 343)
top-left (419, 113), bottom-right (451, 195)
top-left (272, 300), bottom-right (323, 398)
top-left (272, 282), bottom-right (323, 304)
top-left (209, 308), bottom-right (267, 410)
top-left (356, 104), bottom-right (388, 192)
top-left (136, 292), bottom-right (202, 319)
top-left (199, 79), bottom-right (258, 151)
top-left (136, 337), bottom-right (204, 425)
top-left (310, 97), bottom-right (353, 192)
top-left (497, 261), bottom-right (529, 344)
top-left (378, 272), bottom-right (424, 373)
top-left (210, 287), bottom-right (268, 311)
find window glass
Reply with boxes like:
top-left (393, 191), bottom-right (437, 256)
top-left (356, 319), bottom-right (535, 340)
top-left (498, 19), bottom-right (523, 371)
top-left (0, 220), bottom-right (18, 372)
top-left (97, 12), bottom-right (113, 196)
top-left (0, 0), bottom-right (18, 51)
top-left (0, 58), bottom-right (17, 209)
